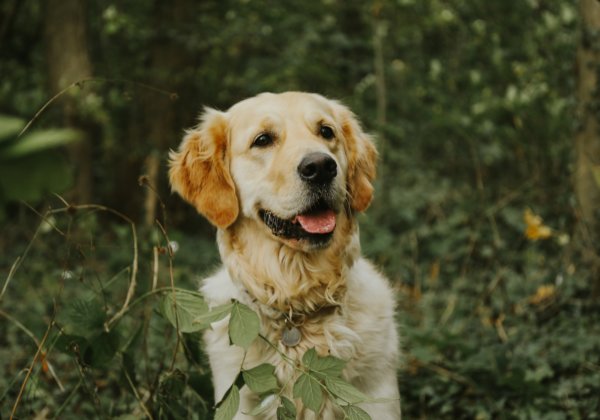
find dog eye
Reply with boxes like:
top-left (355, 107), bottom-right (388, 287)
top-left (319, 125), bottom-right (335, 140)
top-left (252, 133), bottom-right (274, 148)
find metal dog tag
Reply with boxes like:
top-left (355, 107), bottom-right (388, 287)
top-left (281, 326), bottom-right (302, 347)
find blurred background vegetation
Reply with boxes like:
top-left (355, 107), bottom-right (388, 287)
top-left (1, 0), bottom-right (600, 418)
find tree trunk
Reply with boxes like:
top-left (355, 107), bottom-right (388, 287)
top-left (576, 0), bottom-right (600, 295)
top-left (138, 0), bottom-right (189, 227)
top-left (44, 0), bottom-right (94, 203)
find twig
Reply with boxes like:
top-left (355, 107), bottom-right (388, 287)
top-left (0, 309), bottom-right (39, 347)
top-left (52, 379), bottom-right (82, 419)
top-left (152, 246), bottom-right (159, 291)
top-left (0, 257), bottom-right (20, 302)
top-left (14, 201), bottom-right (139, 326)
top-left (154, 219), bottom-right (180, 370)
top-left (20, 201), bottom-right (65, 236)
top-left (121, 359), bottom-right (154, 419)
top-left (1, 209), bottom-right (49, 302)
top-left (10, 314), bottom-right (55, 419)
top-left (168, 247), bottom-right (180, 371)
top-left (45, 204), bottom-right (139, 330)
top-left (0, 311), bottom-right (67, 393)
top-left (18, 77), bottom-right (176, 138)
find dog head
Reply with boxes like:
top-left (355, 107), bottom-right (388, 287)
top-left (169, 92), bottom-right (377, 251)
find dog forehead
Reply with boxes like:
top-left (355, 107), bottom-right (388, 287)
top-left (227, 92), bottom-right (337, 129)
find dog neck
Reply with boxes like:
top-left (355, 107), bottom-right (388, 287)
top-left (217, 211), bottom-right (360, 314)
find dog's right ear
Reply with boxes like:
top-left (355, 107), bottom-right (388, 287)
top-left (168, 109), bottom-right (239, 229)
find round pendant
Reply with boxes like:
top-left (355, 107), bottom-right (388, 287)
top-left (281, 326), bottom-right (302, 347)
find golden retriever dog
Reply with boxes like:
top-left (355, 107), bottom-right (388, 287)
top-left (169, 92), bottom-right (401, 419)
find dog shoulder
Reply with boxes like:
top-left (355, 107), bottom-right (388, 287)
top-left (348, 257), bottom-right (397, 312)
top-left (346, 256), bottom-right (400, 361)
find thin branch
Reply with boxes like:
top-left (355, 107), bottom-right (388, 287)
top-left (153, 219), bottom-right (180, 370)
top-left (19, 77), bottom-right (177, 138)
top-left (121, 359), bottom-right (154, 419)
top-left (10, 315), bottom-right (55, 419)
top-left (44, 204), bottom-right (139, 330)
top-left (52, 379), bottom-right (82, 419)
top-left (1, 208), bottom-right (50, 302)
top-left (152, 246), bottom-right (159, 291)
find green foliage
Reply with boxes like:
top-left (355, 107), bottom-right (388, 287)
top-left (277, 396), bottom-right (297, 420)
top-left (302, 347), bottom-right (346, 379)
top-left (293, 373), bottom-right (323, 413)
top-left (159, 289), bottom-right (209, 333)
top-left (1, 0), bottom-right (598, 418)
top-left (242, 363), bottom-right (278, 394)
top-left (228, 301), bottom-right (261, 350)
top-left (214, 385), bottom-right (240, 420)
top-left (0, 115), bottom-right (81, 215)
top-left (343, 405), bottom-right (371, 420)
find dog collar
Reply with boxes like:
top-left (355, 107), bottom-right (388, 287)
top-left (280, 305), bottom-right (340, 347)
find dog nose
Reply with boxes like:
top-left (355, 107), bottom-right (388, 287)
top-left (297, 152), bottom-right (337, 184)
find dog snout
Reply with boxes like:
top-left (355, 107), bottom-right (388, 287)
top-left (297, 152), bottom-right (337, 184)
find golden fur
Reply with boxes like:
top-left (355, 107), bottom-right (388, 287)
top-left (169, 92), bottom-right (401, 419)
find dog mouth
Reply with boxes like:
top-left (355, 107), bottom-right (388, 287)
top-left (258, 200), bottom-right (337, 245)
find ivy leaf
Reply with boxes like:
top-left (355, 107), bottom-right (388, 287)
top-left (245, 393), bottom-right (278, 416)
top-left (276, 396), bottom-right (297, 420)
top-left (214, 385), bottom-right (240, 420)
top-left (342, 405), bottom-right (372, 420)
top-left (160, 290), bottom-right (208, 333)
top-left (293, 373), bottom-right (323, 413)
top-left (194, 302), bottom-right (233, 329)
top-left (242, 363), bottom-right (279, 394)
top-left (303, 348), bottom-right (346, 379)
top-left (229, 301), bottom-right (260, 349)
top-left (324, 376), bottom-right (370, 405)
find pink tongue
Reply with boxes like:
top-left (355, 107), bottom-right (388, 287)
top-left (295, 210), bottom-right (336, 234)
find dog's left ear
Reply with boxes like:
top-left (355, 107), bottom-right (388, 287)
top-left (168, 109), bottom-right (239, 228)
top-left (338, 105), bottom-right (378, 212)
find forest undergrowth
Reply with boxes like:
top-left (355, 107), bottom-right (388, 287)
top-left (0, 184), bottom-right (599, 419)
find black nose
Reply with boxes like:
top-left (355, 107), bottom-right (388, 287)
top-left (297, 152), bottom-right (337, 184)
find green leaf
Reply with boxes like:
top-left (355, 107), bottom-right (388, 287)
top-left (277, 396), bottom-right (298, 420)
top-left (0, 151), bottom-right (72, 202)
top-left (59, 298), bottom-right (106, 339)
top-left (194, 302), bottom-right (233, 329)
top-left (279, 396), bottom-right (297, 419)
top-left (342, 405), bottom-right (371, 420)
top-left (214, 385), bottom-right (240, 420)
top-left (245, 393), bottom-right (278, 416)
top-left (277, 404), bottom-right (296, 420)
top-left (160, 290), bottom-right (209, 333)
top-left (84, 330), bottom-right (120, 367)
top-left (303, 348), bottom-right (346, 379)
top-left (293, 373), bottom-right (323, 413)
top-left (0, 128), bottom-right (83, 159)
top-left (242, 363), bottom-right (279, 394)
top-left (158, 369), bottom-right (187, 400)
top-left (229, 301), bottom-right (260, 349)
top-left (0, 115), bottom-right (25, 141)
top-left (324, 376), bottom-right (370, 405)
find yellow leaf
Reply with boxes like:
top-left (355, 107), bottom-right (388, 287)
top-left (528, 285), bottom-right (556, 305)
top-left (524, 208), bottom-right (552, 240)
